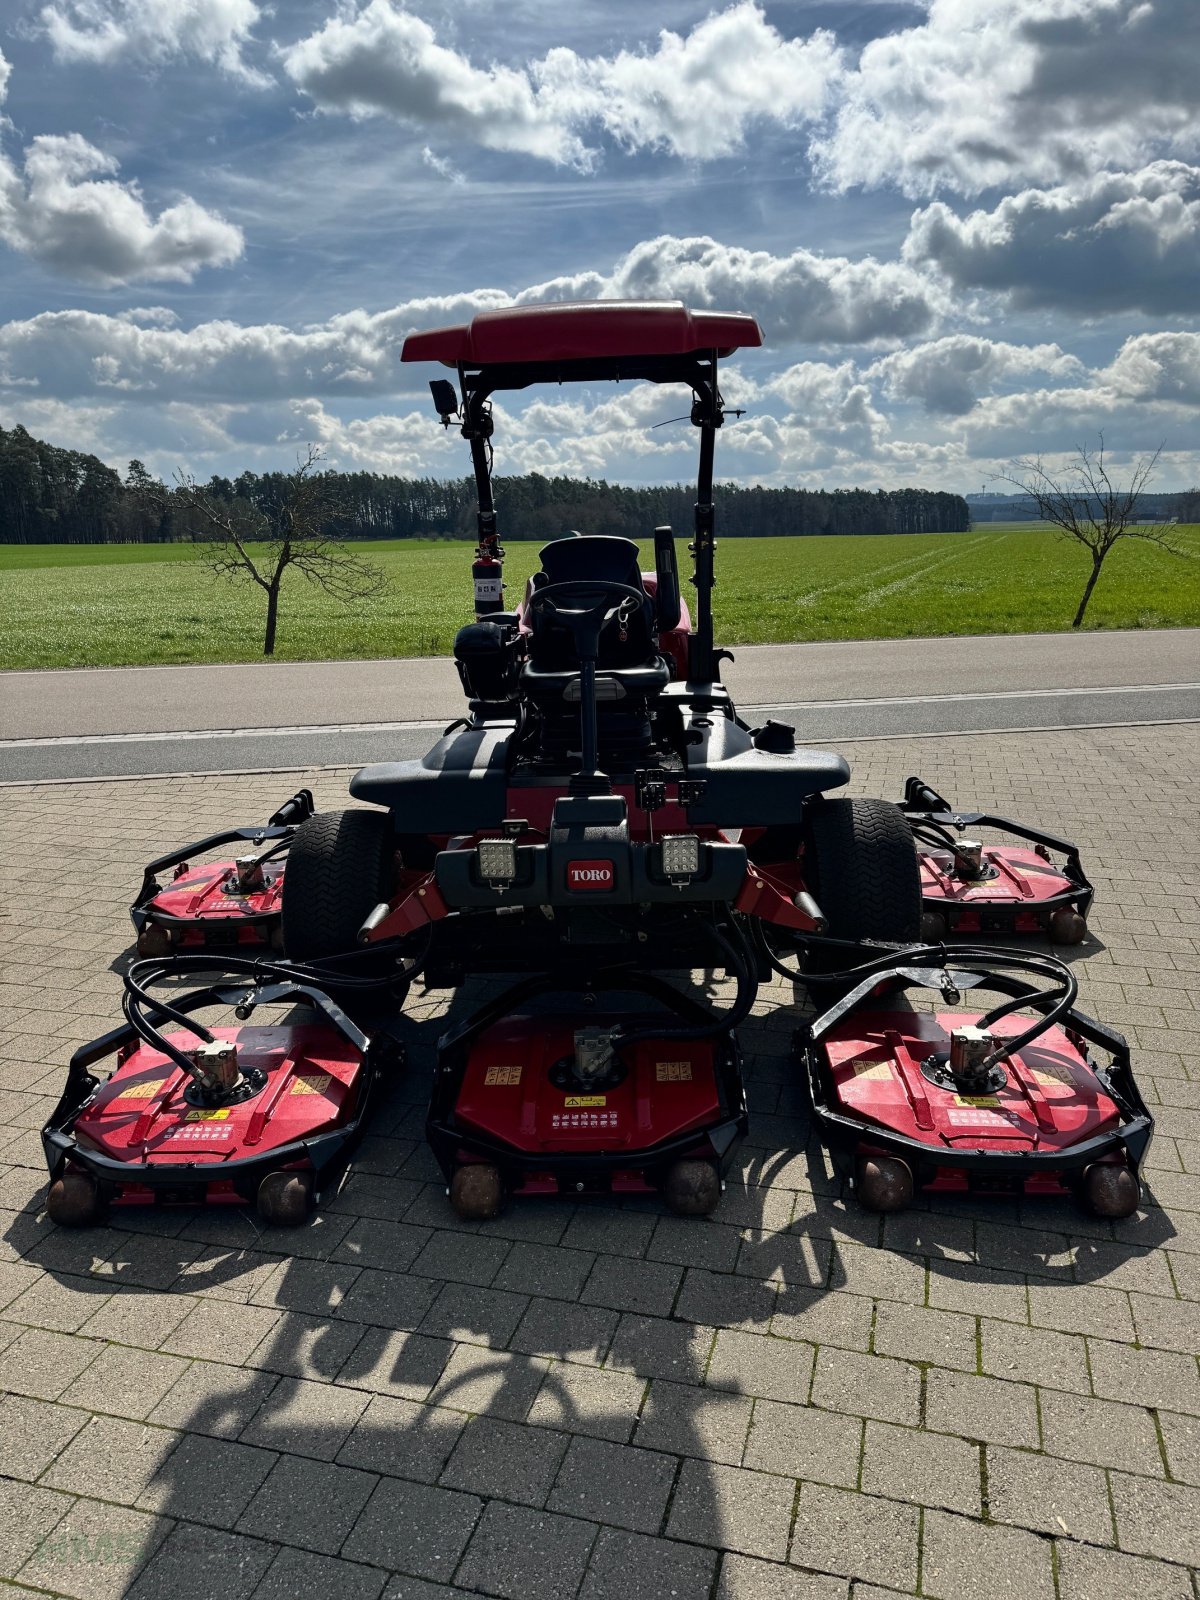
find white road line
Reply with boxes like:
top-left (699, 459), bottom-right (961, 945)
top-left (2, 681), bottom-right (1196, 747)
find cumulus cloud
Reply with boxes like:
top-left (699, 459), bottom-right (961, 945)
top-left (868, 336), bottom-right (1084, 415)
top-left (1102, 331), bottom-right (1200, 406)
top-left (0, 47), bottom-right (10, 104)
top-left (813, 0), bottom-right (1200, 197)
top-left (41, 0), bottom-right (268, 83)
top-left (282, 1), bottom-right (840, 167)
top-left (906, 163), bottom-right (1200, 313)
top-left (0, 131), bottom-right (244, 286)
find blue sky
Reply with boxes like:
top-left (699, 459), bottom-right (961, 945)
top-left (1, 0), bottom-right (1197, 491)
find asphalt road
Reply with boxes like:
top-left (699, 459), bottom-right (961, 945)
top-left (1, 629), bottom-right (1196, 782)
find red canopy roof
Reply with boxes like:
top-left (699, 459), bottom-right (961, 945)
top-left (401, 300), bottom-right (763, 366)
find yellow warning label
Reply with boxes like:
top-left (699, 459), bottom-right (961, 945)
top-left (655, 1061), bottom-right (693, 1082)
top-left (484, 1064), bottom-right (523, 1087)
top-left (564, 1095), bottom-right (606, 1108)
top-left (955, 1094), bottom-right (1000, 1107)
top-left (115, 1079), bottom-right (166, 1101)
top-left (851, 1058), bottom-right (893, 1082)
top-left (185, 1107), bottom-right (231, 1121)
top-left (291, 1072), bottom-right (333, 1095)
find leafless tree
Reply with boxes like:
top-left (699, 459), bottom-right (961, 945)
top-left (169, 446), bottom-right (386, 655)
top-left (1000, 436), bottom-right (1174, 627)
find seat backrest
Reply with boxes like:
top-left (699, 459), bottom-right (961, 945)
top-left (528, 534), bottom-right (656, 670)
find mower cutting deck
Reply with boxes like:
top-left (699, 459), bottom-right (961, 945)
top-left (130, 790), bottom-right (314, 956)
top-left (900, 776), bottom-right (1093, 944)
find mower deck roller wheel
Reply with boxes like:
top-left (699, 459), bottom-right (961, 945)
top-left (450, 1163), bottom-right (504, 1220)
top-left (663, 1159), bottom-right (721, 1215)
top-left (920, 911), bottom-right (948, 944)
top-left (135, 923), bottom-right (173, 958)
top-left (1083, 1162), bottom-right (1140, 1219)
top-left (855, 1155), bottom-right (914, 1212)
top-left (256, 1170), bottom-right (315, 1227)
top-left (1050, 908), bottom-right (1087, 946)
top-left (281, 809), bottom-right (395, 960)
top-left (804, 797), bottom-right (922, 949)
top-left (46, 1171), bottom-right (103, 1228)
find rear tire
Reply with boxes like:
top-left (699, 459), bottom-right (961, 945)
top-left (804, 797), bottom-right (922, 946)
top-left (281, 809), bottom-right (395, 960)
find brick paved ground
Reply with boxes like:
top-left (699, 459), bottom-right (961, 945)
top-left (1, 726), bottom-right (1197, 1600)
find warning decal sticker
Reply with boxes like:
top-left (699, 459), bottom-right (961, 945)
top-left (655, 1061), bottom-right (693, 1082)
top-left (115, 1079), bottom-right (166, 1101)
top-left (484, 1065), bottom-right (523, 1087)
top-left (564, 1095), bottom-right (606, 1108)
top-left (291, 1073), bottom-right (333, 1095)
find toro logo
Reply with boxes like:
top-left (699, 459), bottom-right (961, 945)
top-left (567, 859), bottom-right (614, 891)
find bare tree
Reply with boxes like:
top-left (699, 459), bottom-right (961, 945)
top-left (1001, 436), bottom-right (1174, 627)
top-left (169, 446), bottom-right (386, 655)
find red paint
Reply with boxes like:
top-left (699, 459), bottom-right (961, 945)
top-left (567, 860), bottom-right (614, 891)
top-left (146, 860), bottom-right (283, 945)
top-left (402, 302), bottom-right (763, 366)
top-left (918, 846), bottom-right (1076, 911)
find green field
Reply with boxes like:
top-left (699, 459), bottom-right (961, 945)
top-left (2, 525), bottom-right (1197, 670)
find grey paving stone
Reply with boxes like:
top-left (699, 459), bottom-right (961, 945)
top-left (928, 1262), bottom-right (1028, 1324)
top-left (250, 1257), bottom-right (361, 1315)
top-left (42, 1415), bottom-right (178, 1505)
top-left (235, 1455), bottom-right (376, 1555)
top-left (666, 1458), bottom-right (795, 1559)
top-left (1038, 1390), bottom-right (1163, 1474)
top-left (136, 1429), bottom-right (274, 1534)
top-left (579, 1526), bottom-right (717, 1600)
top-left (160, 1299), bottom-right (282, 1364)
top-left (493, 1242), bottom-right (596, 1300)
top-left (1110, 1470), bottom-right (1200, 1567)
top-left (59, 1344), bottom-right (191, 1422)
top-left (336, 1394), bottom-right (466, 1481)
top-left (810, 1349), bottom-right (919, 1427)
top-left (125, 1524), bottom-right (275, 1600)
top-left (528, 1361), bottom-right (646, 1442)
top-left (605, 1311), bottom-right (714, 1382)
top-left (925, 1370), bottom-right (1039, 1447)
top-left (546, 1436), bottom-right (677, 1533)
top-left (708, 1329), bottom-right (815, 1405)
top-left (16, 1495), bottom-right (171, 1600)
top-left (244, 1309), bottom-right (365, 1381)
top-left (5, 1271), bottom-right (114, 1333)
top-left (859, 1421), bottom-right (981, 1515)
top-left (0, 1326), bottom-right (100, 1398)
top-left (675, 1266), bottom-right (778, 1330)
top-left (147, 1360), bottom-right (279, 1439)
top-left (561, 1208), bottom-right (656, 1259)
top-left (410, 1229), bottom-right (511, 1287)
top-left (649, 1217), bottom-right (741, 1272)
top-left (716, 1553), bottom-right (848, 1599)
top-left (1056, 1542), bottom-right (1194, 1600)
top-left (1087, 1336), bottom-right (1200, 1414)
top-left (921, 1510), bottom-right (1054, 1600)
top-left (251, 1545), bottom-right (386, 1600)
top-left (440, 1415), bottom-right (569, 1506)
top-left (336, 1326), bottom-right (453, 1400)
top-left (77, 1286), bottom-right (195, 1350)
top-left (343, 1476), bottom-right (482, 1581)
top-left (736, 1230), bottom-right (831, 1289)
top-left (986, 1445), bottom-right (1113, 1544)
top-left (581, 1256), bottom-right (682, 1317)
top-left (456, 1501), bottom-right (597, 1600)
top-left (788, 1483), bottom-right (918, 1590)
top-left (240, 1373), bottom-right (370, 1459)
top-left (1130, 1291), bottom-right (1200, 1354)
top-left (0, 1393), bottom-right (89, 1480)
top-left (770, 1285), bottom-right (874, 1352)
top-left (420, 1281), bottom-right (529, 1348)
top-left (334, 1267), bottom-right (441, 1332)
top-left (0, 1478), bottom-right (72, 1579)
top-left (1027, 1282), bottom-right (1136, 1341)
top-left (873, 1302), bottom-right (977, 1372)
top-left (429, 1345), bottom-right (550, 1421)
top-left (742, 1398), bottom-right (862, 1488)
top-left (510, 1298), bottom-right (618, 1365)
top-left (331, 1218), bottom-right (431, 1275)
top-left (1158, 1408), bottom-right (1200, 1485)
top-left (979, 1319), bottom-right (1090, 1394)
top-left (635, 1378), bottom-right (752, 1466)
top-left (827, 1241), bottom-right (924, 1305)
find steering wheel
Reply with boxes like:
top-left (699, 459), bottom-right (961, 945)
top-left (527, 580), bottom-right (646, 659)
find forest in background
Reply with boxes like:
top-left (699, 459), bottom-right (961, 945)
top-left (0, 421), bottom-right (975, 543)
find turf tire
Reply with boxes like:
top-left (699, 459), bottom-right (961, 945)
top-left (803, 797), bottom-right (922, 947)
top-left (281, 809), bottom-right (395, 960)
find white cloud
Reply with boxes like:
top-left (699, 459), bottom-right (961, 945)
top-left (813, 0), bottom-right (1200, 197)
top-left (906, 163), bottom-right (1200, 313)
top-left (41, 0), bottom-right (268, 83)
top-left (868, 336), bottom-right (1084, 415)
top-left (1102, 331), bottom-right (1200, 406)
top-left (0, 132), bottom-right (244, 286)
top-left (0, 47), bottom-right (10, 104)
top-left (282, 1), bottom-right (841, 168)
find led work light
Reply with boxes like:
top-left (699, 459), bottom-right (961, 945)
top-left (477, 838), bottom-right (518, 883)
top-left (659, 834), bottom-right (701, 880)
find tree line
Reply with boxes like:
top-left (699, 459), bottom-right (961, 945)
top-left (0, 418), bottom-right (1130, 547)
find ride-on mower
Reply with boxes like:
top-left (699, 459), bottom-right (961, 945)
top-left (43, 299), bottom-right (1150, 1228)
top-left (899, 776), bottom-right (1093, 945)
top-left (130, 790), bottom-right (315, 956)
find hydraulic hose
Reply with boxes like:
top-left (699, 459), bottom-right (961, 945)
top-left (614, 917), bottom-right (758, 1052)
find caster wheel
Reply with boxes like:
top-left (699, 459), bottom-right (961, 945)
top-left (136, 923), bottom-right (172, 958)
top-left (855, 1155), bottom-right (913, 1213)
top-left (663, 1160), bottom-right (721, 1216)
top-left (269, 926), bottom-right (286, 954)
top-left (47, 1171), bottom-right (102, 1228)
top-left (1050, 908), bottom-right (1087, 945)
top-left (1083, 1163), bottom-right (1140, 1219)
top-left (920, 911), bottom-right (948, 944)
top-left (450, 1164), bottom-right (504, 1221)
top-left (257, 1170), bottom-right (314, 1227)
